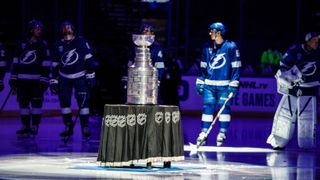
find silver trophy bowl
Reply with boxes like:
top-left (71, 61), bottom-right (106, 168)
top-left (132, 34), bottom-right (155, 47)
top-left (127, 34), bottom-right (158, 105)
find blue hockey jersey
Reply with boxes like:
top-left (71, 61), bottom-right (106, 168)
top-left (280, 44), bottom-right (320, 87)
top-left (52, 36), bottom-right (94, 79)
top-left (11, 38), bottom-right (51, 82)
top-left (196, 40), bottom-right (241, 88)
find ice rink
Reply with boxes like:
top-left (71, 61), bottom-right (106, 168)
top-left (0, 114), bottom-right (319, 179)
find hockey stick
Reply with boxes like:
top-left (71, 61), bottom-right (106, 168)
top-left (189, 92), bottom-right (233, 155)
top-left (0, 88), bottom-right (13, 113)
top-left (63, 92), bottom-right (87, 144)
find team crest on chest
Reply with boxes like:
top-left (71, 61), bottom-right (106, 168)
top-left (209, 53), bottom-right (226, 69)
top-left (61, 48), bottom-right (79, 66)
top-left (20, 50), bottom-right (37, 64)
top-left (299, 62), bottom-right (317, 76)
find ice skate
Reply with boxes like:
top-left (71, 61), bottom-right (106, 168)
top-left (196, 131), bottom-right (207, 147)
top-left (267, 135), bottom-right (286, 150)
top-left (216, 132), bottom-right (226, 147)
top-left (60, 128), bottom-right (74, 137)
top-left (272, 146), bottom-right (285, 150)
top-left (16, 127), bottom-right (31, 138)
top-left (81, 126), bottom-right (91, 141)
top-left (29, 125), bottom-right (39, 136)
top-left (60, 125), bottom-right (74, 143)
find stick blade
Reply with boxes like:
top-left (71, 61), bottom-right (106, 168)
top-left (189, 142), bottom-right (199, 156)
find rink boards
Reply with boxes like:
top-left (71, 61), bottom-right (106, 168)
top-left (1, 73), bottom-right (319, 113)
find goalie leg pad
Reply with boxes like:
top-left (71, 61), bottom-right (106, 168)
top-left (297, 96), bottom-right (317, 148)
top-left (267, 95), bottom-right (297, 148)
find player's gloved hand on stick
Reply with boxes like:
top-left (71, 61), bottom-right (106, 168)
top-left (228, 86), bottom-right (238, 97)
top-left (49, 79), bottom-right (59, 94)
top-left (196, 84), bottom-right (204, 95)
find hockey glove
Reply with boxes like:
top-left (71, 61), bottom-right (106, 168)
top-left (0, 80), bottom-right (3, 92)
top-left (228, 86), bottom-right (238, 97)
top-left (49, 79), bottom-right (59, 94)
top-left (86, 72), bottom-right (97, 89)
top-left (196, 84), bottom-right (204, 95)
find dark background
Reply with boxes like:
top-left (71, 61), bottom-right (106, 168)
top-left (1, 0), bottom-right (319, 69)
top-left (0, 0), bottom-right (319, 111)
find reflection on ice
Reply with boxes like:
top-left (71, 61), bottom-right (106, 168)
top-left (267, 151), bottom-right (317, 180)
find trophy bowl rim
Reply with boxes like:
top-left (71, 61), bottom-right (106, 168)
top-left (132, 34), bottom-right (155, 46)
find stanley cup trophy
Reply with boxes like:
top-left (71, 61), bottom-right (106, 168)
top-left (126, 34), bottom-right (158, 104)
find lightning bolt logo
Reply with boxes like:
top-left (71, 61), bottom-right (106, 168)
top-left (300, 62), bottom-right (317, 76)
top-left (61, 48), bottom-right (79, 67)
top-left (20, 50), bottom-right (36, 64)
top-left (209, 53), bottom-right (226, 70)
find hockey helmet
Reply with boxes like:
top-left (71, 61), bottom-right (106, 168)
top-left (305, 32), bottom-right (318, 42)
top-left (304, 32), bottom-right (319, 51)
top-left (60, 21), bottom-right (75, 34)
top-left (209, 22), bottom-right (226, 35)
top-left (28, 19), bottom-right (44, 32)
top-left (140, 23), bottom-right (155, 34)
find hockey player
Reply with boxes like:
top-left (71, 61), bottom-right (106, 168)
top-left (50, 21), bottom-right (98, 139)
top-left (267, 32), bottom-right (320, 149)
top-left (0, 42), bottom-right (8, 92)
top-left (9, 19), bottom-right (51, 137)
top-left (196, 22), bottom-right (241, 146)
top-left (121, 23), bottom-right (165, 103)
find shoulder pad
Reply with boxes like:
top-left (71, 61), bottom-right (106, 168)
top-left (226, 40), bottom-right (237, 47)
